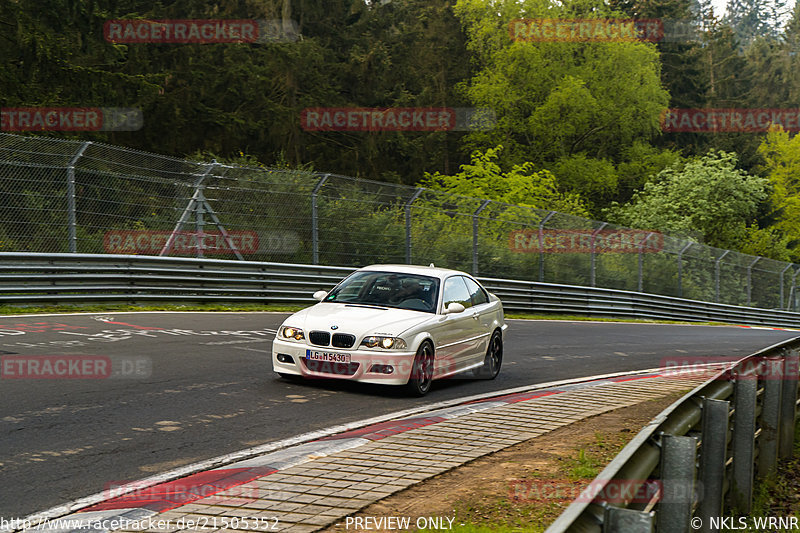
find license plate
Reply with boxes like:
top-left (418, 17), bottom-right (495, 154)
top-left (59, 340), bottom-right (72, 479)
top-left (306, 350), bottom-right (351, 363)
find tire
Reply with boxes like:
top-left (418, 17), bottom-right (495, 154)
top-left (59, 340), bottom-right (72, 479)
top-left (473, 330), bottom-right (502, 379)
top-left (405, 340), bottom-right (435, 396)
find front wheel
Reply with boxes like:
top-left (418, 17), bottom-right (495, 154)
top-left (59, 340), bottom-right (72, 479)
top-left (405, 341), bottom-right (434, 396)
top-left (474, 330), bottom-right (502, 379)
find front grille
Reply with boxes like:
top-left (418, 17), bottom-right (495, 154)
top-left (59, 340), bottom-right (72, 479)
top-left (301, 358), bottom-right (360, 376)
top-left (309, 331), bottom-right (330, 346)
top-left (332, 333), bottom-right (356, 348)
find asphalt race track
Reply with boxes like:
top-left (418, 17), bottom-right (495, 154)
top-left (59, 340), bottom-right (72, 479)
top-left (0, 312), bottom-right (797, 517)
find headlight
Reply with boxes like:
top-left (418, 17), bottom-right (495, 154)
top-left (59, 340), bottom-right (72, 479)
top-left (361, 336), bottom-right (407, 349)
top-left (280, 326), bottom-right (305, 341)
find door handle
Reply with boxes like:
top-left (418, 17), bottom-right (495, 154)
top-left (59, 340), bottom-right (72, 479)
top-left (472, 312), bottom-right (480, 320)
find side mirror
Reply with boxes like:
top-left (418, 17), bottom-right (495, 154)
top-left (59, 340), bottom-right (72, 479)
top-left (313, 290), bottom-right (328, 301)
top-left (443, 302), bottom-right (465, 314)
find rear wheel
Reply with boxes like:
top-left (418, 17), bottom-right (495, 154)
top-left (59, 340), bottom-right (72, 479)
top-left (405, 341), bottom-right (434, 396)
top-left (474, 330), bottom-right (502, 379)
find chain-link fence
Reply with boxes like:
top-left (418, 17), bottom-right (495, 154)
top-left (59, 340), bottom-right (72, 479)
top-left (1, 131), bottom-right (797, 310)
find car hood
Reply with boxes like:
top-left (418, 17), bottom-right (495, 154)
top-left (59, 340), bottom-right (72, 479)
top-left (288, 303), bottom-right (432, 337)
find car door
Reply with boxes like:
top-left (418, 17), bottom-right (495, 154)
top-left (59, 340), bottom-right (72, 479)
top-left (432, 276), bottom-right (480, 375)
top-left (461, 276), bottom-right (495, 364)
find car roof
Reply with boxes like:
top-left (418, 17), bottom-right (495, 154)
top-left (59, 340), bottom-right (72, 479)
top-left (357, 264), bottom-right (471, 280)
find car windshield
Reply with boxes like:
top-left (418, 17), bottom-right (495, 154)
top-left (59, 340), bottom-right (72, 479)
top-left (323, 271), bottom-right (440, 313)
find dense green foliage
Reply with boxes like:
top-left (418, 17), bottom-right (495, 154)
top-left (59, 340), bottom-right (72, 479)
top-left (2, 0), bottom-right (800, 261)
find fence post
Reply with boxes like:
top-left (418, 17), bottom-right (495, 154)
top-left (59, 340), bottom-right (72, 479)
top-left (715, 250), bottom-right (730, 303)
top-left (657, 434), bottom-right (697, 533)
top-left (779, 349), bottom-right (799, 459)
top-left (160, 162), bottom-right (218, 257)
top-left (311, 174), bottom-right (329, 265)
top-left (697, 398), bottom-right (729, 532)
top-left (788, 267), bottom-right (800, 311)
top-left (472, 200), bottom-right (491, 276)
top-left (66, 141), bottom-right (91, 253)
top-left (677, 242), bottom-right (693, 298)
top-left (731, 368), bottom-right (757, 513)
top-left (637, 232), bottom-right (656, 293)
top-left (746, 257), bottom-right (760, 307)
top-left (405, 188), bottom-right (423, 264)
top-left (759, 356), bottom-right (784, 477)
top-left (590, 222), bottom-right (608, 287)
top-left (538, 211), bottom-right (555, 282)
top-left (196, 188), bottom-right (206, 259)
top-left (780, 264), bottom-right (791, 311)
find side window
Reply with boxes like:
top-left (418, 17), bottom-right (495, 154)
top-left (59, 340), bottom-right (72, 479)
top-left (442, 277), bottom-right (473, 310)
top-left (463, 277), bottom-right (489, 306)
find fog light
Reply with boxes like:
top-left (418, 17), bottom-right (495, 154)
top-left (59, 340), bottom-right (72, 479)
top-left (369, 364), bottom-right (394, 374)
top-left (277, 353), bottom-right (294, 364)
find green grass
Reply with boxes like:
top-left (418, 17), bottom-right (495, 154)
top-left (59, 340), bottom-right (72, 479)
top-left (741, 422), bottom-right (800, 532)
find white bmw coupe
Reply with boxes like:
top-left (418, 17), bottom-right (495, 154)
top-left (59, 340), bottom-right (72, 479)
top-left (271, 264), bottom-right (507, 396)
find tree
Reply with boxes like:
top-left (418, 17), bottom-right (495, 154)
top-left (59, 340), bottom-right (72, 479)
top-left (725, 0), bottom-right (773, 42)
top-left (419, 145), bottom-right (589, 215)
top-left (756, 127), bottom-right (800, 260)
top-left (453, 0), bottom-right (670, 171)
top-left (605, 150), bottom-right (768, 250)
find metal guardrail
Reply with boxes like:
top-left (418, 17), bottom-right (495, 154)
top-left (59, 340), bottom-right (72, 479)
top-left (546, 337), bottom-right (800, 533)
top-left (3, 253), bottom-right (800, 329)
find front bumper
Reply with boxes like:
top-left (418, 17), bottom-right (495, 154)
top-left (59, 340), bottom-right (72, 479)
top-left (271, 338), bottom-right (417, 386)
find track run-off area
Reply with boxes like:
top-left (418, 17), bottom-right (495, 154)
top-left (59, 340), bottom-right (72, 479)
top-left (0, 311), bottom-right (797, 517)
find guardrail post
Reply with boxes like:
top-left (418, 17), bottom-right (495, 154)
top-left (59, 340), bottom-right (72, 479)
top-left (758, 356), bottom-right (784, 477)
top-left (657, 434), bottom-right (697, 533)
top-left (697, 398), bottom-right (729, 531)
top-left (731, 369), bottom-right (757, 513)
top-left (538, 211), bottom-right (555, 282)
top-left (66, 141), bottom-right (91, 253)
top-left (311, 174), bottom-right (330, 265)
top-left (714, 250), bottom-right (730, 303)
top-left (746, 257), bottom-right (760, 307)
top-left (677, 243), bottom-right (693, 298)
top-left (603, 507), bottom-right (654, 532)
top-left (405, 188), bottom-right (423, 264)
top-left (590, 222), bottom-right (608, 287)
top-left (779, 350), bottom-right (799, 459)
top-left (472, 200), bottom-right (491, 276)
